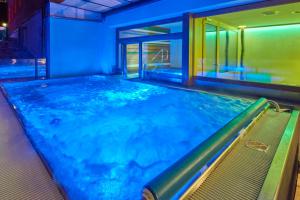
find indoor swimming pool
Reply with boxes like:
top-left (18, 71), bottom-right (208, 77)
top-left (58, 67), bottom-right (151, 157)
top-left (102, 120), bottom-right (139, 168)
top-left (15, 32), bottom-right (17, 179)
top-left (2, 76), bottom-right (252, 199)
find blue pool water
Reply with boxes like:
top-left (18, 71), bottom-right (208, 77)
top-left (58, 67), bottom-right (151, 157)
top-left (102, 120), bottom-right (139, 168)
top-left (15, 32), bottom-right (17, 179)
top-left (3, 76), bottom-right (252, 199)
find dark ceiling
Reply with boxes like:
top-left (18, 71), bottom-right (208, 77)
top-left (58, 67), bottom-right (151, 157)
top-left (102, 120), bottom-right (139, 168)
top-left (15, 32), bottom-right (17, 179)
top-left (50, 0), bottom-right (146, 13)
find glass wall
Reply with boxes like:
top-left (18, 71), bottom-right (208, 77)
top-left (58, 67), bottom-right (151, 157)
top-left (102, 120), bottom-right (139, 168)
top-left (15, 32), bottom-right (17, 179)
top-left (195, 2), bottom-right (300, 87)
top-left (197, 19), bottom-right (239, 80)
top-left (204, 24), bottom-right (217, 77)
top-left (219, 28), bottom-right (227, 70)
top-left (0, 58), bottom-right (46, 81)
top-left (142, 40), bottom-right (182, 80)
top-left (218, 29), bottom-right (239, 79)
top-left (126, 44), bottom-right (140, 78)
top-left (118, 19), bottom-right (183, 82)
top-left (49, 2), bottom-right (102, 21)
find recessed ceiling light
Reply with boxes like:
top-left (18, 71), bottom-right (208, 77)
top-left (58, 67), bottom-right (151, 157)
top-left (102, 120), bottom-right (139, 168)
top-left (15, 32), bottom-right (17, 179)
top-left (291, 11), bottom-right (300, 14)
top-left (238, 25), bottom-right (247, 29)
top-left (261, 10), bottom-right (280, 16)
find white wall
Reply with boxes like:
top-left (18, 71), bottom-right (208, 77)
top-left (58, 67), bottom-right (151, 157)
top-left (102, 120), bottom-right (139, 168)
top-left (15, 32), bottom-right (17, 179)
top-left (244, 25), bottom-right (300, 86)
top-left (48, 17), bottom-right (105, 78)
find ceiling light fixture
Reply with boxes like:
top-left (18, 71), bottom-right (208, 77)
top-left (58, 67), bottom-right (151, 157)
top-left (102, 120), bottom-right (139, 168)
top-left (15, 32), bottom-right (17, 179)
top-left (238, 25), bottom-right (247, 29)
top-left (261, 10), bottom-right (280, 16)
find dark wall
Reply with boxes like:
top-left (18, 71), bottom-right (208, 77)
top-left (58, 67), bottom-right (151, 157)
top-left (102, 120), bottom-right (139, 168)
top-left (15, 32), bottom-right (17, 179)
top-left (8, 0), bottom-right (45, 32)
top-left (0, 2), bottom-right (8, 23)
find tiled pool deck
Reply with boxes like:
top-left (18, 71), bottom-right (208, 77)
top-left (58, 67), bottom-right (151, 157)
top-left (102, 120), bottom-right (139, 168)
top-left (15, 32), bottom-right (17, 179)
top-left (0, 91), bottom-right (64, 200)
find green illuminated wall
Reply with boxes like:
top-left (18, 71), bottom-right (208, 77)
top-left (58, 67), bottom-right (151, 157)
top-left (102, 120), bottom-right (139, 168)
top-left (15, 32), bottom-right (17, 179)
top-left (192, 17), bottom-right (240, 78)
top-left (243, 24), bottom-right (300, 86)
top-left (205, 30), bottom-right (217, 73)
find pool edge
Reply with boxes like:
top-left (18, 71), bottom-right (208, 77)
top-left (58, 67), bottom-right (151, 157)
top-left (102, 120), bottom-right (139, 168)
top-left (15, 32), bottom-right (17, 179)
top-left (0, 85), bottom-right (69, 200)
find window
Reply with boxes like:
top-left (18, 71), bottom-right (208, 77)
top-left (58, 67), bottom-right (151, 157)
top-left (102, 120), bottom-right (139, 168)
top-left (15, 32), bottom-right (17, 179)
top-left (118, 18), bottom-right (183, 83)
top-left (119, 22), bottom-right (182, 39)
top-left (142, 40), bottom-right (182, 78)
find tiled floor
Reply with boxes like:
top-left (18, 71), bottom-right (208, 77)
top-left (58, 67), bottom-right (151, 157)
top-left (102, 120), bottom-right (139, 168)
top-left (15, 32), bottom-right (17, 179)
top-left (0, 91), bottom-right (64, 200)
top-left (295, 174), bottom-right (300, 200)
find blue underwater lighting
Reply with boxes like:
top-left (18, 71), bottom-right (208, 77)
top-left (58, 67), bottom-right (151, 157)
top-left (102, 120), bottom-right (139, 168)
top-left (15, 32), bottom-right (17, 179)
top-left (3, 76), bottom-right (252, 199)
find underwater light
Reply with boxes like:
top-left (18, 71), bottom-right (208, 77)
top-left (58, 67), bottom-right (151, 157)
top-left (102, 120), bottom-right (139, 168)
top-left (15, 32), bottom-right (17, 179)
top-left (40, 84), bottom-right (48, 88)
top-left (11, 59), bottom-right (17, 65)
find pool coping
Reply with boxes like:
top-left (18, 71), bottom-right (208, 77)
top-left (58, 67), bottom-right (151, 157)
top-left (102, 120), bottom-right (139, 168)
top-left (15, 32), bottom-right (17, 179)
top-left (131, 76), bottom-right (300, 108)
top-left (179, 103), bottom-right (271, 199)
top-left (180, 107), bottom-right (297, 200)
top-left (258, 110), bottom-right (300, 200)
top-left (0, 86), bottom-right (69, 200)
top-left (130, 77), bottom-right (256, 103)
top-left (193, 76), bottom-right (300, 106)
top-left (195, 76), bottom-right (300, 93)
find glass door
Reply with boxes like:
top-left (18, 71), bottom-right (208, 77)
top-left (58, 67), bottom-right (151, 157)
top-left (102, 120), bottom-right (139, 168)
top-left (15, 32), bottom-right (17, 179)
top-left (122, 43), bottom-right (140, 79)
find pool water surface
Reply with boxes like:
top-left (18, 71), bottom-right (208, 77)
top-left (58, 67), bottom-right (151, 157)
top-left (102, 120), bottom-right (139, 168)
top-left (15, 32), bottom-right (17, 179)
top-left (2, 76), bottom-right (252, 200)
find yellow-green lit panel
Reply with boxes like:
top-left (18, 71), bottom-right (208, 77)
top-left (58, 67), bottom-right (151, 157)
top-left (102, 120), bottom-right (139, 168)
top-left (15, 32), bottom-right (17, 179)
top-left (244, 24), bottom-right (300, 86)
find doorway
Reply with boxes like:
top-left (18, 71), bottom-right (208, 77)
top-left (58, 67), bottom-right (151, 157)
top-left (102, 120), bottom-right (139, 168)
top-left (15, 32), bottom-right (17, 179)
top-left (122, 43), bottom-right (141, 79)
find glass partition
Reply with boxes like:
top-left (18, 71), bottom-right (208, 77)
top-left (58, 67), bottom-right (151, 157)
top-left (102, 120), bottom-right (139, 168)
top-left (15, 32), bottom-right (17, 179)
top-left (126, 44), bottom-right (140, 79)
top-left (197, 20), bottom-right (239, 80)
top-left (195, 2), bottom-right (300, 87)
top-left (204, 24), bottom-right (217, 77)
top-left (49, 2), bottom-right (102, 21)
top-left (227, 31), bottom-right (238, 68)
top-left (0, 58), bottom-right (46, 81)
top-left (219, 28), bottom-right (227, 71)
top-left (142, 40), bottom-right (182, 81)
top-left (218, 29), bottom-right (239, 79)
top-left (118, 18), bottom-right (183, 83)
